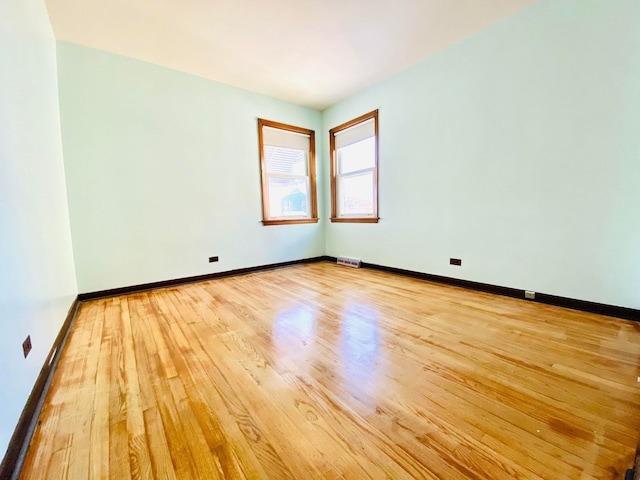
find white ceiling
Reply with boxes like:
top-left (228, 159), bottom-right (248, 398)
top-left (45, 0), bottom-right (536, 110)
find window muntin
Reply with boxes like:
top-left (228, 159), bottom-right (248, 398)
top-left (258, 119), bottom-right (318, 225)
top-left (330, 110), bottom-right (379, 223)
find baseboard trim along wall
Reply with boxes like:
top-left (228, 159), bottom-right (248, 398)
top-left (82, 256), bottom-right (639, 321)
top-left (0, 298), bottom-right (81, 480)
top-left (78, 256), bottom-right (333, 301)
top-left (339, 259), bottom-right (639, 322)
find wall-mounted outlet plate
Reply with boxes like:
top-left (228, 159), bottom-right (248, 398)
top-left (209, 256), bottom-right (219, 263)
top-left (22, 335), bottom-right (32, 358)
top-left (450, 258), bottom-right (462, 266)
top-left (525, 290), bottom-right (536, 300)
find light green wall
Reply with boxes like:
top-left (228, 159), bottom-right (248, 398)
top-left (57, 43), bottom-right (324, 293)
top-left (323, 0), bottom-right (640, 309)
top-left (58, 0), bottom-right (640, 309)
top-left (0, 1), bottom-right (77, 457)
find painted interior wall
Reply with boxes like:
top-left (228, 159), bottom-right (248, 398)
top-left (0, 1), bottom-right (78, 457)
top-left (323, 0), bottom-right (640, 309)
top-left (56, 43), bottom-right (324, 294)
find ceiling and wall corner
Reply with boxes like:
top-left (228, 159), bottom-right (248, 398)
top-left (44, 0), bottom-right (537, 110)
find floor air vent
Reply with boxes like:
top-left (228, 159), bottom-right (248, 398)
top-left (337, 257), bottom-right (361, 268)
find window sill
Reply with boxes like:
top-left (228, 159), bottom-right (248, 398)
top-left (263, 218), bottom-right (319, 226)
top-left (330, 217), bottom-right (379, 224)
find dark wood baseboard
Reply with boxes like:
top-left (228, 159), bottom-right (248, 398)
top-left (325, 258), bottom-right (640, 322)
top-left (78, 256), bottom-right (333, 301)
top-left (81, 256), bottom-right (639, 322)
top-left (0, 297), bottom-right (80, 480)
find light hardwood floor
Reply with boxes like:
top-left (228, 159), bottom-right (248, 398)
top-left (21, 262), bottom-right (640, 479)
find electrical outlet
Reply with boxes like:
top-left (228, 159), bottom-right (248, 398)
top-left (525, 290), bottom-right (536, 300)
top-left (449, 258), bottom-right (462, 266)
top-left (22, 335), bottom-right (32, 358)
top-left (209, 256), bottom-right (219, 263)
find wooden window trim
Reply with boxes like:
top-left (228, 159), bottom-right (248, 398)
top-left (262, 218), bottom-right (319, 226)
top-left (329, 110), bottom-right (379, 223)
top-left (329, 217), bottom-right (378, 223)
top-left (258, 118), bottom-right (318, 226)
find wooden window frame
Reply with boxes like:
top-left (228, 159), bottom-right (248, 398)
top-left (258, 119), bottom-right (318, 226)
top-left (329, 110), bottom-right (379, 223)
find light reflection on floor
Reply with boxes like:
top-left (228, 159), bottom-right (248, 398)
top-left (271, 301), bottom-right (384, 403)
top-left (272, 303), bottom-right (316, 351)
top-left (341, 302), bottom-right (380, 371)
top-left (340, 302), bottom-right (382, 403)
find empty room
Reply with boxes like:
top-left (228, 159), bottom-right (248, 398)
top-left (1, 0), bottom-right (639, 479)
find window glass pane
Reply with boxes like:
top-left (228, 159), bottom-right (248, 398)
top-left (265, 146), bottom-right (308, 175)
top-left (338, 137), bottom-right (375, 175)
top-left (338, 172), bottom-right (374, 216)
top-left (267, 177), bottom-right (309, 218)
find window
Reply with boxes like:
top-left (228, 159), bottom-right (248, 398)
top-left (258, 119), bottom-right (318, 225)
top-left (329, 110), bottom-right (378, 223)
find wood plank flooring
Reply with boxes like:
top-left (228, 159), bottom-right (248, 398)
top-left (20, 262), bottom-right (640, 479)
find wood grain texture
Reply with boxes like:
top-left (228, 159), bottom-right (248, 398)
top-left (21, 262), bottom-right (640, 479)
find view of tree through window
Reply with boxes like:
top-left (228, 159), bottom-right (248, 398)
top-left (258, 119), bottom-right (318, 225)
top-left (265, 146), bottom-right (309, 217)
